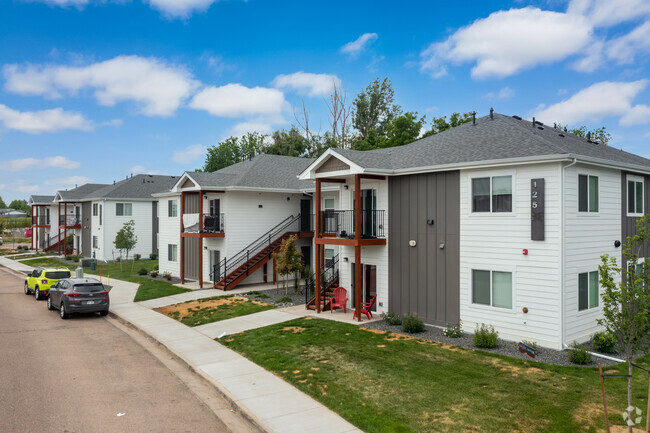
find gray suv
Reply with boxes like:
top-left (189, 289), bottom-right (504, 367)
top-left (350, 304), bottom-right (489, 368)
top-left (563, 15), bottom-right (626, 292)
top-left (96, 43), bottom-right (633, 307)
top-left (47, 278), bottom-right (110, 319)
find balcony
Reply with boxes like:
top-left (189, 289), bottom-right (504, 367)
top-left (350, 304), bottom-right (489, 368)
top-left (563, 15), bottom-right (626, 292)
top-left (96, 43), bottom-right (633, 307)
top-left (32, 215), bottom-right (50, 226)
top-left (182, 213), bottom-right (225, 237)
top-left (59, 215), bottom-right (81, 228)
top-left (318, 210), bottom-right (385, 239)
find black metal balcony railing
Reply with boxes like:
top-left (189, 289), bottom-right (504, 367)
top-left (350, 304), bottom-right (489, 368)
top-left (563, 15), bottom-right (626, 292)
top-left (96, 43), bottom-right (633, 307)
top-left (59, 215), bottom-right (81, 226)
top-left (318, 210), bottom-right (385, 239)
top-left (32, 215), bottom-right (50, 225)
top-left (202, 213), bottom-right (225, 233)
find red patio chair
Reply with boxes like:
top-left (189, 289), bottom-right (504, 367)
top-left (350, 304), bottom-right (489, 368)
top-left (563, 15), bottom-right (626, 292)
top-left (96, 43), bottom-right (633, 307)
top-left (359, 294), bottom-right (377, 320)
top-left (330, 287), bottom-right (348, 313)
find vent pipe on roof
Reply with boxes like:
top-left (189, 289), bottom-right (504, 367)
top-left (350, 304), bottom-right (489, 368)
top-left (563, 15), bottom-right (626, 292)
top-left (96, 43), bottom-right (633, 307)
top-left (489, 107), bottom-right (494, 119)
top-left (113, 180), bottom-right (115, 185)
top-left (587, 132), bottom-right (591, 142)
top-left (532, 117), bottom-right (536, 127)
top-left (472, 111), bottom-right (476, 125)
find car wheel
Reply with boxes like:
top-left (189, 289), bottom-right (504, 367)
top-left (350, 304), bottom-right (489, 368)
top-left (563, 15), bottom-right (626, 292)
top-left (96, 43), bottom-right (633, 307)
top-left (60, 303), bottom-right (69, 320)
top-left (34, 286), bottom-right (41, 301)
top-left (47, 296), bottom-right (55, 311)
top-left (99, 310), bottom-right (108, 317)
top-left (24, 282), bottom-right (30, 295)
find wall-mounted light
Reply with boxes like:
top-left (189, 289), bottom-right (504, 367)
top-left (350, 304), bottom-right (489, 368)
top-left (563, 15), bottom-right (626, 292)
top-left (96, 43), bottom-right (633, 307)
top-left (343, 185), bottom-right (349, 190)
top-left (614, 240), bottom-right (621, 248)
top-left (204, 246), bottom-right (208, 250)
top-left (203, 195), bottom-right (207, 199)
top-left (343, 257), bottom-right (349, 262)
top-left (287, 197), bottom-right (290, 201)
top-left (427, 219), bottom-right (434, 225)
top-left (258, 204), bottom-right (263, 208)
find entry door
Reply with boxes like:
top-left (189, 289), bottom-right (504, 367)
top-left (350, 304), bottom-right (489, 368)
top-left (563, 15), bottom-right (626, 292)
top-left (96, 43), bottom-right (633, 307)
top-left (353, 189), bottom-right (377, 237)
top-left (209, 199), bottom-right (221, 232)
top-left (75, 206), bottom-right (80, 224)
top-left (350, 263), bottom-right (377, 311)
top-left (209, 250), bottom-right (221, 282)
top-left (300, 199), bottom-right (311, 232)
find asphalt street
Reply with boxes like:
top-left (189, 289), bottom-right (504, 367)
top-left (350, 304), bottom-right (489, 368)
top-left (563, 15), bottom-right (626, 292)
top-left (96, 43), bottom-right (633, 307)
top-left (0, 266), bottom-right (257, 433)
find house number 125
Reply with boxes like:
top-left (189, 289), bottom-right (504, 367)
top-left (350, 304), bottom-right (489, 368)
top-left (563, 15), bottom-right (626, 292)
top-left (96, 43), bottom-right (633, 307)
top-left (531, 178), bottom-right (544, 241)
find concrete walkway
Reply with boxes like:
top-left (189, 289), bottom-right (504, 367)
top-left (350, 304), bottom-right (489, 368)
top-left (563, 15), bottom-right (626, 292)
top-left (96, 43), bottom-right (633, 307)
top-left (0, 257), bottom-right (362, 433)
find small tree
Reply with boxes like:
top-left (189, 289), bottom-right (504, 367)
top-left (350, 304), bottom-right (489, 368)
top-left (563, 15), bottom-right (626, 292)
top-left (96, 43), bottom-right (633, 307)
top-left (114, 220), bottom-right (138, 271)
top-left (599, 215), bottom-right (650, 432)
top-left (272, 235), bottom-right (303, 295)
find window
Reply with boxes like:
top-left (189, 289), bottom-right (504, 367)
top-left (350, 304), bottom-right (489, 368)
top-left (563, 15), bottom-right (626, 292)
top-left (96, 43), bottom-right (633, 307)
top-left (627, 177), bottom-right (644, 216)
top-left (92, 236), bottom-right (98, 248)
top-left (116, 203), bottom-right (132, 216)
top-left (168, 199), bottom-right (178, 217)
top-left (168, 244), bottom-right (178, 262)
top-left (99, 204), bottom-right (102, 225)
top-left (578, 271), bottom-right (599, 311)
top-left (578, 174), bottom-right (599, 212)
top-left (324, 198), bottom-right (335, 210)
top-left (472, 270), bottom-right (512, 309)
top-left (325, 248), bottom-right (334, 266)
top-left (93, 203), bottom-right (98, 216)
top-left (472, 175), bottom-right (512, 213)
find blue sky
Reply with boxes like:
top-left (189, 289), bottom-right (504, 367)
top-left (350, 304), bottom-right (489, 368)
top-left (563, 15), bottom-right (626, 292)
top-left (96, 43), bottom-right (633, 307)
top-left (1, 0), bottom-right (649, 203)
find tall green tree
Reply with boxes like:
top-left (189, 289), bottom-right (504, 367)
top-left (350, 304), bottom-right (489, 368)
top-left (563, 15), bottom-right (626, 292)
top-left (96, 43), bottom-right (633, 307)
top-left (352, 77), bottom-right (401, 140)
top-left (554, 124), bottom-right (612, 145)
top-left (352, 112), bottom-right (426, 151)
top-left (263, 127), bottom-right (308, 157)
top-left (114, 220), bottom-right (138, 271)
top-left (598, 216), bottom-right (650, 432)
top-left (9, 199), bottom-right (30, 215)
top-left (203, 137), bottom-right (242, 172)
top-left (0, 196), bottom-right (7, 209)
top-left (421, 112), bottom-right (473, 138)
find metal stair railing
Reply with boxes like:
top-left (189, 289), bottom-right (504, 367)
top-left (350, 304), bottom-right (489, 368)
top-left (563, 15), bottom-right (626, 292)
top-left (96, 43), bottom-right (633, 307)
top-left (305, 254), bottom-right (339, 307)
top-left (211, 214), bottom-right (302, 289)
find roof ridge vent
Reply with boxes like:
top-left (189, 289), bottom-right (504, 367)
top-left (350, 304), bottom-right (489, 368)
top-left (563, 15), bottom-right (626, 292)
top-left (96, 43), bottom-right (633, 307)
top-left (559, 133), bottom-right (565, 138)
top-left (512, 115), bottom-right (522, 120)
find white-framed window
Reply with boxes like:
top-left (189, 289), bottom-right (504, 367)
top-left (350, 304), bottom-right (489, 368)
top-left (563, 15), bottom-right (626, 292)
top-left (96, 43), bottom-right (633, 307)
top-left (116, 203), bottom-right (132, 216)
top-left (325, 248), bottom-right (334, 265)
top-left (92, 203), bottom-right (98, 216)
top-left (168, 199), bottom-right (178, 217)
top-left (627, 175), bottom-right (644, 216)
top-left (472, 269), bottom-right (513, 309)
top-left (578, 270), bottom-right (599, 311)
top-left (168, 244), bottom-right (178, 262)
top-left (324, 198), bottom-right (335, 210)
top-left (578, 174), bottom-right (599, 213)
top-left (471, 175), bottom-right (512, 213)
top-left (92, 236), bottom-right (98, 248)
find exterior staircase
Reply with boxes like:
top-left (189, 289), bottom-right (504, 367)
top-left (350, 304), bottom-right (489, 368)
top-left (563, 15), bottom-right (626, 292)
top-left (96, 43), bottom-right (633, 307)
top-left (306, 254), bottom-right (339, 311)
top-left (212, 214), bottom-right (309, 291)
top-left (43, 233), bottom-right (65, 253)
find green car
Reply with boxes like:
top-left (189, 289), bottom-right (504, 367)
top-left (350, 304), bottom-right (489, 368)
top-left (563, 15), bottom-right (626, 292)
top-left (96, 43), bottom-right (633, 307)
top-left (24, 267), bottom-right (72, 300)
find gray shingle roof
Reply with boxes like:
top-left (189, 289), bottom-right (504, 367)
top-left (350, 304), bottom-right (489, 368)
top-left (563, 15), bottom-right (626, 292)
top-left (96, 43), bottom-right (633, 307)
top-left (57, 184), bottom-right (107, 201)
top-left (187, 154), bottom-right (315, 190)
top-left (30, 195), bottom-right (55, 205)
top-left (87, 175), bottom-right (179, 199)
top-left (330, 113), bottom-right (650, 172)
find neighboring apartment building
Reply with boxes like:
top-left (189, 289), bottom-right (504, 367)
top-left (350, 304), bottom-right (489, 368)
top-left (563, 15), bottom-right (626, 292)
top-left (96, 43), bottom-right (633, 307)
top-left (28, 195), bottom-right (55, 251)
top-left (155, 154), bottom-right (336, 289)
top-left (298, 112), bottom-right (650, 349)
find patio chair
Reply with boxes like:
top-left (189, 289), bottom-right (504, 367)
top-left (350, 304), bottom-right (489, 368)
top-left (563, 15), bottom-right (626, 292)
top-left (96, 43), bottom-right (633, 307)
top-left (330, 286), bottom-right (348, 313)
top-left (359, 294), bottom-right (377, 320)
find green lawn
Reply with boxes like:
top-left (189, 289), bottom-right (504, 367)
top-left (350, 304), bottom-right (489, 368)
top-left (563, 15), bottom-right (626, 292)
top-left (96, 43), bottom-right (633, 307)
top-left (222, 318), bottom-right (650, 433)
top-left (20, 257), bottom-right (189, 302)
top-left (159, 295), bottom-right (276, 327)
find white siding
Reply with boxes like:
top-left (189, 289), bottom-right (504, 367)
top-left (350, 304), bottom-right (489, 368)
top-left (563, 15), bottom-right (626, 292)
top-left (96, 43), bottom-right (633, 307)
top-left (459, 163), bottom-right (563, 349)
top-left (563, 164), bottom-right (621, 344)
top-left (95, 200), bottom-right (154, 261)
top-left (158, 196), bottom-right (181, 277)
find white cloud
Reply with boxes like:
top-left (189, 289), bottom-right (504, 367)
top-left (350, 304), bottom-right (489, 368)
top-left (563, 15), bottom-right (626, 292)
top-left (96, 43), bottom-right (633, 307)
top-left (44, 176), bottom-right (92, 189)
top-left (534, 80), bottom-right (649, 126)
top-left (485, 86), bottom-right (515, 100)
top-left (27, 0), bottom-right (89, 7)
top-left (0, 156), bottom-right (80, 172)
top-left (100, 118), bottom-right (123, 128)
top-left (420, 7), bottom-right (593, 79)
top-left (0, 104), bottom-right (92, 134)
top-left (571, 39), bottom-right (605, 72)
top-left (568, 0), bottom-right (650, 27)
top-left (9, 180), bottom-right (40, 194)
top-left (229, 121), bottom-right (273, 137)
top-left (146, 0), bottom-right (218, 18)
top-left (189, 83), bottom-right (286, 119)
top-left (129, 165), bottom-right (165, 175)
top-left (620, 104), bottom-right (650, 126)
top-left (606, 21), bottom-right (650, 64)
top-left (271, 72), bottom-right (341, 97)
top-left (340, 33), bottom-right (378, 57)
top-left (172, 144), bottom-right (207, 164)
top-left (4, 55), bottom-right (199, 116)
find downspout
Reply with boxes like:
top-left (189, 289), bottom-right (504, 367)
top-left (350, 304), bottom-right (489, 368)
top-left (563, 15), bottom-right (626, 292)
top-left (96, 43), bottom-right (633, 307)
top-left (561, 158), bottom-right (577, 350)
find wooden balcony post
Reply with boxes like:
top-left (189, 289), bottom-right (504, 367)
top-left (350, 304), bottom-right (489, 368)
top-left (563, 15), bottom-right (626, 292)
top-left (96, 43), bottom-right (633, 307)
top-left (198, 191), bottom-right (203, 289)
top-left (31, 205), bottom-right (35, 250)
top-left (57, 202), bottom-right (61, 256)
top-left (180, 192), bottom-right (185, 284)
top-left (354, 174), bottom-right (362, 321)
top-left (315, 178), bottom-right (322, 312)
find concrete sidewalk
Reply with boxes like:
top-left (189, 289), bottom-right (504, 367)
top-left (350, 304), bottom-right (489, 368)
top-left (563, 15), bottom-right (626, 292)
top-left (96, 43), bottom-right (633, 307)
top-left (1, 257), bottom-right (362, 433)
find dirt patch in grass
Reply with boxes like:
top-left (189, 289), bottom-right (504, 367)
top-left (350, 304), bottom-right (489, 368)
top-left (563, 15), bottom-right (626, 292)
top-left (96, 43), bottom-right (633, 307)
top-left (282, 326), bottom-right (306, 333)
top-left (156, 295), bottom-right (275, 327)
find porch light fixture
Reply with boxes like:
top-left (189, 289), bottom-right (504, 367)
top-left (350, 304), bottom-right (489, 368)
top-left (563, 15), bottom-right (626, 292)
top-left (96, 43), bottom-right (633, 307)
top-left (343, 257), bottom-right (348, 262)
top-left (343, 185), bottom-right (349, 190)
top-left (287, 197), bottom-right (290, 201)
top-left (614, 240), bottom-right (621, 248)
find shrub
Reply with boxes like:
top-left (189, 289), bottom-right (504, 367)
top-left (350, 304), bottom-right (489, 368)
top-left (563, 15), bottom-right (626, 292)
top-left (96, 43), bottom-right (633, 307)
top-left (163, 272), bottom-right (172, 281)
top-left (474, 324), bottom-right (499, 348)
top-left (65, 254), bottom-right (74, 261)
top-left (568, 342), bottom-right (592, 365)
top-left (137, 268), bottom-right (148, 275)
top-left (443, 321), bottom-right (464, 338)
top-left (134, 254), bottom-right (141, 261)
top-left (154, 264), bottom-right (159, 271)
top-left (381, 311), bottom-right (402, 326)
top-left (592, 331), bottom-right (617, 354)
top-left (276, 296), bottom-right (293, 304)
top-left (72, 255), bottom-right (80, 262)
top-left (150, 271), bottom-right (158, 278)
top-left (149, 253), bottom-right (158, 260)
top-left (401, 314), bottom-right (425, 333)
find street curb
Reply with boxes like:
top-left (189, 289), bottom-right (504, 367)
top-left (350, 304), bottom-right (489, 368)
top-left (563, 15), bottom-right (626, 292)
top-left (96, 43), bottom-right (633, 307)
top-left (108, 310), bottom-right (272, 433)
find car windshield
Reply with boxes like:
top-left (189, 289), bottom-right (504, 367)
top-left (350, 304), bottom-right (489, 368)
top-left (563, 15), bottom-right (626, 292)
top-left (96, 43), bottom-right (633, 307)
top-left (74, 284), bottom-right (104, 292)
top-left (44, 271), bottom-right (71, 279)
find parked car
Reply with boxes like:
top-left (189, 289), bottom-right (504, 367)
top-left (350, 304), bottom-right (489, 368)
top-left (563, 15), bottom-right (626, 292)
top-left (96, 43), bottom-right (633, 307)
top-left (24, 267), bottom-right (72, 300)
top-left (47, 278), bottom-right (109, 319)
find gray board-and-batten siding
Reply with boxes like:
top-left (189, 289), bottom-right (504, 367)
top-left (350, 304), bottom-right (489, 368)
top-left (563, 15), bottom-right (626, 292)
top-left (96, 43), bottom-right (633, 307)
top-left (388, 171), bottom-right (460, 327)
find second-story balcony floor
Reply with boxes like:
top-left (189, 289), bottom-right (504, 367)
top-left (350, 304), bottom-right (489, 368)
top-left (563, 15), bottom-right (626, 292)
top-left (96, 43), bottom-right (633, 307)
top-left (315, 209), bottom-right (386, 246)
top-left (182, 213), bottom-right (226, 238)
